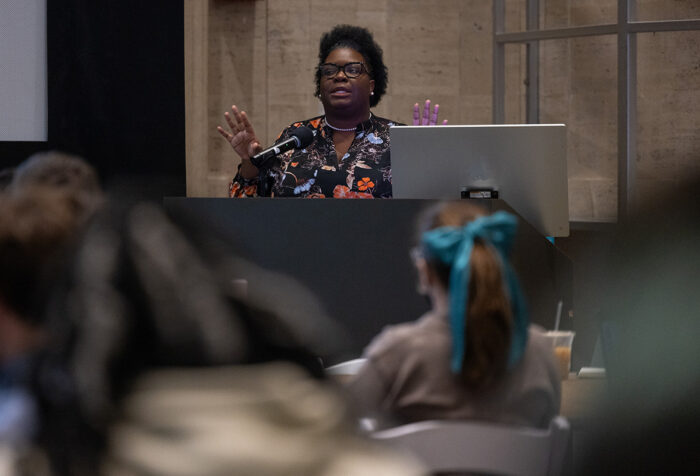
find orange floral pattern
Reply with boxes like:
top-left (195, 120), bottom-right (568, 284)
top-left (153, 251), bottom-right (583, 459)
top-left (229, 114), bottom-right (401, 198)
top-left (229, 181), bottom-right (259, 198)
top-left (357, 177), bottom-right (375, 191)
top-left (333, 185), bottom-right (373, 199)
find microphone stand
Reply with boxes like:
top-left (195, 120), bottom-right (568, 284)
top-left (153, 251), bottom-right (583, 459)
top-left (258, 167), bottom-right (274, 197)
top-left (252, 145), bottom-right (278, 197)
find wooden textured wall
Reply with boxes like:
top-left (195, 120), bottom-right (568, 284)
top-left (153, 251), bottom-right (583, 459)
top-left (185, 0), bottom-right (700, 223)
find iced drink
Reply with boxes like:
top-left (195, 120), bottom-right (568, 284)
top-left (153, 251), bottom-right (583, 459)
top-left (545, 331), bottom-right (575, 380)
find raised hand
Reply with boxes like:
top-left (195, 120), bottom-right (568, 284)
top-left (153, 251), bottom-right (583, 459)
top-left (412, 99), bottom-right (448, 126)
top-left (217, 105), bottom-right (263, 179)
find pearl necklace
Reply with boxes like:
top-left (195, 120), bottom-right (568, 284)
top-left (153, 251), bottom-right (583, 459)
top-left (325, 113), bottom-right (372, 132)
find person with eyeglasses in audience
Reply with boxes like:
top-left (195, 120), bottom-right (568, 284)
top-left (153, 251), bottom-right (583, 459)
top-left (218, 24), bottom-right (446, 198)
top-left (346, 201), bottom-right (561, 429)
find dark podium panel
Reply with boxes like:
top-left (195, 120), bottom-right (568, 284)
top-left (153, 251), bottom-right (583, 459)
top-left (164, 198), bottom-right (572, 363)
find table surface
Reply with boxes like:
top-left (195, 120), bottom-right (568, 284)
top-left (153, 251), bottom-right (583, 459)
top-left (561, 374), bottom-right (608, 426)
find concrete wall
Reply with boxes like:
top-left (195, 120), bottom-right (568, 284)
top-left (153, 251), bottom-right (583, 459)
top-left (185, 0), bottom-right (700, 222)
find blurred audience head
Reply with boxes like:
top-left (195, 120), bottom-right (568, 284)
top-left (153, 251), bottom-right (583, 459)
top-left (0, 187), bottom-right (89, 362)
top-left (0, 167), bottom-right (14, 191)
top-left (414, 201), bottom-right (527, 390)
top-left (10, 150), bottom-right (103, 215)
top-left (0, 150), bottom-right (103, 363)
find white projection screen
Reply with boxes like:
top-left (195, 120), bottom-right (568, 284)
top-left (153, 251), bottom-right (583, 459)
top-left (0, 0), bottom-right (47, 141)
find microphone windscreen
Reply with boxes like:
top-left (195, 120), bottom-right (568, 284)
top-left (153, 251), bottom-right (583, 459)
top-left (291, 126), bottom-right (315, 148)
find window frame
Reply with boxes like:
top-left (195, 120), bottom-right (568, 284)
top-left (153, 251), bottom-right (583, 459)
top-left (493, 0), bottom-right (700, 221)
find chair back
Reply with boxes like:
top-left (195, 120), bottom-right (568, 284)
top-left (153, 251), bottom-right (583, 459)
top-left (325, 358), bottom-right (367, 376)
top-left (371, 416), bottom-right (570, 476)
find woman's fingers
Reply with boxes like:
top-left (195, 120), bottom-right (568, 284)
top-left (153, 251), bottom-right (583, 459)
top-left (224, 113), bottom-right (235, 131)
top-left (230, 105), bottom-right (243, 123)
top-left (224, 108), bottom-right (238, 131)
top-left (228, 105), bottom-right (251, 134)
top-left (218, 122), bottom-right (247, 151)
top-left (225, 106), bottom-right (258, 142)
top-left (218, 123), bottom-right (243, 144)
top-left (221, 105), bottom-right (252, 139)
top-left (422, 99), bottom-right (431, 125)
top-left (218, 105), bottom-right (261, 164)
top-left (240, 110), bottom-right (256, 135)
top-left (430, 104), bottom-right (440, 125)
top-left (216, 126), bottom-right (232, 141)
top-left (412, 100), bottom-right (445, 126)
top-left (239, 111), bottom-right (253, 130)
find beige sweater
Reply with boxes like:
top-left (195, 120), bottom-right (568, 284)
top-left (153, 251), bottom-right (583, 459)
top-left (347, 312), bottom-right (561, 429)
top-left (103, 363), bottom-right (425, 476)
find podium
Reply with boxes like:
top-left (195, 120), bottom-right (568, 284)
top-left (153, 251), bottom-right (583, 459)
top-left (164, 198), bottom-right (572, 363)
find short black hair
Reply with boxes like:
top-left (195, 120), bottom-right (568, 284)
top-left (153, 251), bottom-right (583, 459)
top-left (315, 25), bottom-right (388, 108)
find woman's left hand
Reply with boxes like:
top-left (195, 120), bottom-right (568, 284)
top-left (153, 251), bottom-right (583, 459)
top-left (413, 99), bottom-right (448, 125)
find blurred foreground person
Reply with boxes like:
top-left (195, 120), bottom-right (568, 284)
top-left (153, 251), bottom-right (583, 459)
top-left (347, 202), bottom-right (560, 429)
top-left (575, 180), bottom-right (700, 475)
top-left (0, 168), bottom-right (14, 191)
top-left (33, 198), bottom-right (424, 476)
top-left (0, 187), bottom-right (91, 468)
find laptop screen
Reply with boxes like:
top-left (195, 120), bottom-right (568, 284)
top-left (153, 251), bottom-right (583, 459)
top-left (390, 124), bottom-right (569, 237)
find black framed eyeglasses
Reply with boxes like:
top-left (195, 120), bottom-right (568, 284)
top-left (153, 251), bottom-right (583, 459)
top-left (318, 62), bottom-right (367, 79)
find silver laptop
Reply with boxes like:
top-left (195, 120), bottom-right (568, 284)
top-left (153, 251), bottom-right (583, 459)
top-left (390, 124), bottom-right (569, 237)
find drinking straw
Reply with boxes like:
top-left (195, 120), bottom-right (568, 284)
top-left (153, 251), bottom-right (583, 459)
top-left (554, 300), bottom-right (563, 331)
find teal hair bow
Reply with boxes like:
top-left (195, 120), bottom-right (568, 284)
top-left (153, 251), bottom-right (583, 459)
top-left (421, 211), bottom-right (528, 373)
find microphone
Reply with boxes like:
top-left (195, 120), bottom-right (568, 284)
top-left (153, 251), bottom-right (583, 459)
top-left (251, 126), bottom-right (315, 169)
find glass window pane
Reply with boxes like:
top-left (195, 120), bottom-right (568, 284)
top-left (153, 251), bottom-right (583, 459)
top-left (636, 30), bottom-right (700, 200)
top-left (505, 0), bottom-right (617, 32)
top-left (539, 36), bottom-right (618, 221)
top-left (504, 0), bottom-right (527, 33)
top-left (540, 0), bottom-right (617, 29)
top-left (635, 0), bottom-right (700, 22)
top-left (504, 43), bottom-right (527, 124)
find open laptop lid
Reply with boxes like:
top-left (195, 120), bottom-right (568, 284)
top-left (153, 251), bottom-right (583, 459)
top-left (390, 124), bottom-right (569, 237)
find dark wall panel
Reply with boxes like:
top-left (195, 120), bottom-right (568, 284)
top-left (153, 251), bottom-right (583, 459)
top-left (46, 0), bottom-right (185, 197)
top-left (164, 198), bottom-right (574, 365)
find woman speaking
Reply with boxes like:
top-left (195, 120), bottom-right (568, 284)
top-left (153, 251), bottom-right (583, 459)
top-left (218, 24), bottom-right (444, 198)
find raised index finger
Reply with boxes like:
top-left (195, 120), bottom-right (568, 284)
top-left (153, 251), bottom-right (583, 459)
top-left (412, 103), bottom-right (420, 125)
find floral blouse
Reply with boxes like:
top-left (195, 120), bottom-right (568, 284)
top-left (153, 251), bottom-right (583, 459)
top-left (229, 114), bottom-right (401, 198)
